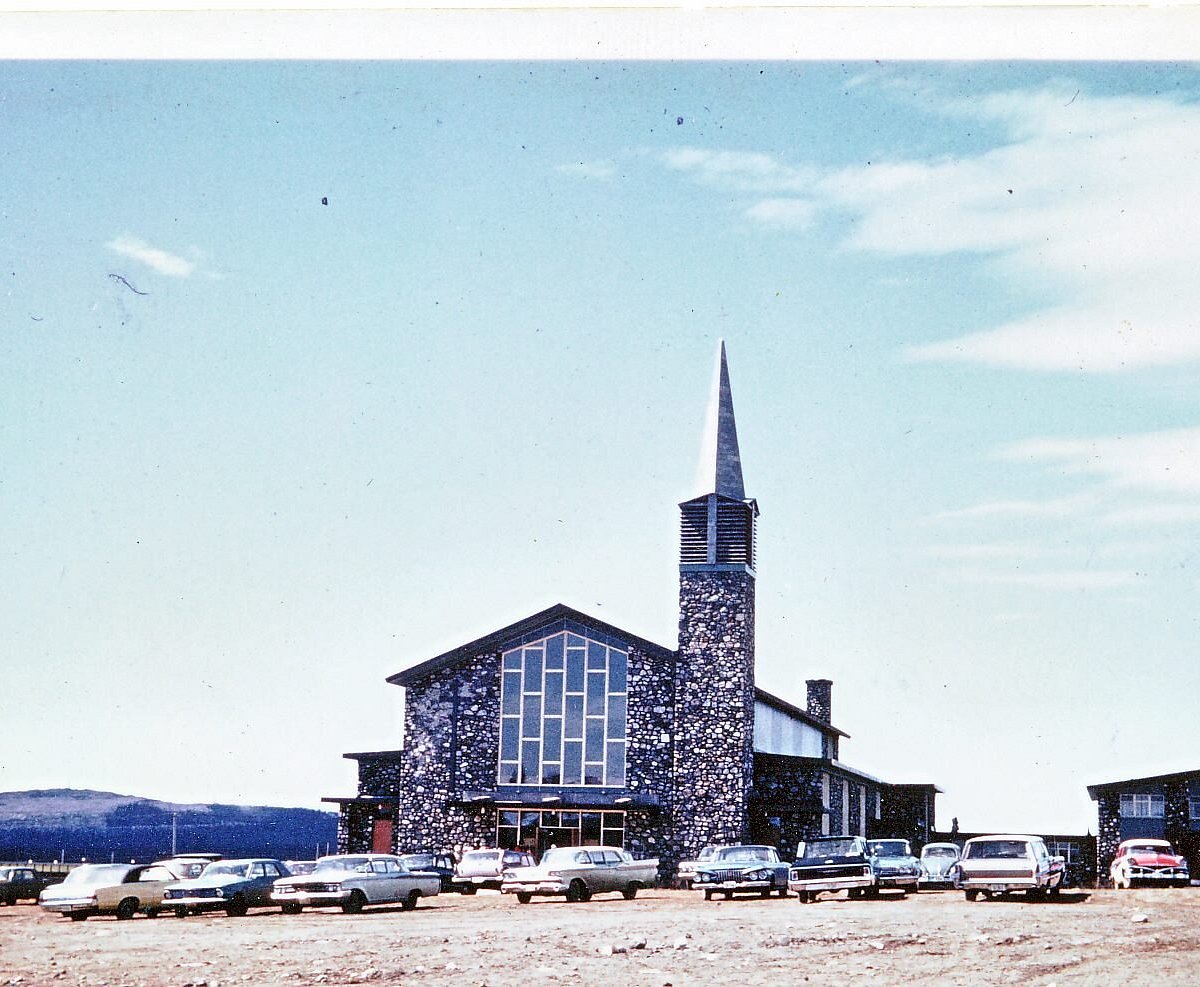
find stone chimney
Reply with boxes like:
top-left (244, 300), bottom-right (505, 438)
top-left (806, 679), bottom-right (832, 724)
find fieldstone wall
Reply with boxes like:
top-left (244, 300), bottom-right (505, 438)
top-left (1096, 793), bottom-right (1121, 883)
top-left (625, 644), bottom-right (677, 879)
top-left (1165, 780), bottom-right (1190, 847)
top-left (395, 650), bottom-right (500, 854)
top-left (752, 754), bottom-right (826, 855)
top-left (672, 570), bottom-right (756, 859)
top-left (357, 755), bottom-right (402, 797)
top-left (339, 803), bottom-right (376, 854)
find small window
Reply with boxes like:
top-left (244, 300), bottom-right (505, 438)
top-left (263, 863), bottom-right (282, 877)
top-left (1189, 797), bottom-right (1200, 821)
top-left (248, 863), bottom-right (266, 878)
top-left (1121, 793), bottom-right (1165, 818)
top-left (371, 860), bottom-right (389, 874)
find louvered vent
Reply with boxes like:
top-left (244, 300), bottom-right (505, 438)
top-left (716, 501), bottom-right (754, 566)
top-left (680, 502), bottom-right (709, 564)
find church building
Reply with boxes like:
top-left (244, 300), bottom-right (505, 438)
top-left (325, 344), bottom-right (938, 876)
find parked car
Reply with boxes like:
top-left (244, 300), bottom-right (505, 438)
top-left (867, 839), bottom-right (921, 895)
top-left (452, 848), bottom-right (535, 893)
top-left (918, 842), bottom-right (961, 889)
top-left (400, 852), bottom-right (459, 893)
top-left (955, 835), bottom-right (1065, 900)
top-left (39, 860), bottom-right (193, 920)
top-left (694, 844), bottom-right (790, 900)
top-left (271, 854), bottom-right (440, 913)
top-left (501, 846), bottom-right (658, 904)
top-left (0, 866), bottom-right (51, 905)
top-left (1110, 838), bottom-right (1191, 889)
top-left (789, 836), bottom-right (875, 903)
top-left (676, 845), bottom-right (718, 889)
top-left (162, 858), bottom-right (292, 917)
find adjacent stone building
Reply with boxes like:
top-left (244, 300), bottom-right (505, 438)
top-left (325, 343), bottom-right (939, 877)
top-left (1088, 768), bottom-right (1200, 883)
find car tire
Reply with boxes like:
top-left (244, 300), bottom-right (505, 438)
top-left (69, 912), bottom-right (89, 921)
top-left (401, 890), bottom-right (420, 911)
top-left (225, 895), bottom-right (249, 917)
top-left (115, 898), bottom-right (139, 921)
top-left (566, 880), bottom-right (586, 903)
top-left (703, 890), bottom-right (713, 901)
top-left (965, 890), bottom-right (980, 902)
top-left (281, 903), bottom-right (303, 914)
top-left (795, 891), bottom-right (810, 904)
top-left (516, 892), bottom-right (533, 904)
top-left (623, 884), bottom-right (639, 900)
top-left (174, 906), bottom-right (189, 918)
top-left (145, 907), bottom-right (160, 919)
top-left (462, 885), bottom-right (477, 895)
top-left (341, 890), bottom-right (367, 915)
top-left (777, 888), bottom-right (789, 898)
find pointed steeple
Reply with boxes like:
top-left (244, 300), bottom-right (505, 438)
top-left (694, 340), bottom-right (746, 500)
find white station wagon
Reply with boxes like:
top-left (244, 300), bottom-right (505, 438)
top-left (956, 835), bottom-right (1065, 901)
top-left (271, 854), bottom-right (440, 914)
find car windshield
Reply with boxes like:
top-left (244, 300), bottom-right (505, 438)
top-left (798, 839), bottom-right (861, 858)
top-left (541, 847), bottom-right (590, 867)
top-left (922, 846), bottom-right (959, 859)
top-left (402, 855), bottom-right (436, 869)
top-left (870, 841), bottom-right (911, 857)
top-left (314, 857), bottom-right (370, 874)
top-left (697, 847), bottom-right (717, 861)
top-left (63, 865), bottom-right (131, 886)
top-left (462, 851), bottom-right (501, 863)
top-left (964, 840), bottom-right (1029, 860)
top-left (0, 869), bottom-right (10, 880)
top-left (1129, 844), bottom-right (1171, 854)
top-left (715, 847), bottom-right (773, 863)
top-left (202, 862), bottom-right (250, 877)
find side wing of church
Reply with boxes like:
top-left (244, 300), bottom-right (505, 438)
top-left (324, 343), bottom-right (938, 876)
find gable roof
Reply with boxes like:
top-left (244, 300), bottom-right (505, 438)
top-left (755, 686), bottom-right (849, 739)
top-left (386, 602), bottom-right (675, 688)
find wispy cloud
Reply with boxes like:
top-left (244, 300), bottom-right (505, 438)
top-left (107, 235), bottom-right (196, 278)
top-left (995, 427), bottom-right (1200, 496)
top-left (656, 84), bottom-right (1200, 372)
top-left (557, 160), bottom-right (615, 181)
top-left (932, 493), bottom-right (1094, 521)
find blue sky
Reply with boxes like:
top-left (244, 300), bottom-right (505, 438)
top-left (5, 57), bottom-right (1200, 834)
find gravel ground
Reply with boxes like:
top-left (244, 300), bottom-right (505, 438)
top-left (3, 886), bottom-right (1200, 986)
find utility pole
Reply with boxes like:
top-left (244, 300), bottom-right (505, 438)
top-left (171, 812), bottom-right (177, 856)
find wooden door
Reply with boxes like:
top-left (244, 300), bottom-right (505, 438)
top-left (372, 817), bottom-right (394, 855)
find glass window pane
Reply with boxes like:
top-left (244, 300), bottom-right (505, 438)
top-left (545, 633), bottom-right (564, 669)
top-left (502, 673), bottom-right (521, 715)
top-left (502, 649), bottom-right (521, 671)
top-left (521, 811), bottom-right (540, 830)
top-left (608, 650), bottom-right (627, 692)
top-left (607, 695), bottom-right (626, 740)
top-left (586, 673), bottom-right (606, 715)
top-left (561, 811), bottom-right (580, 827)
top-left (523, 648), bottom-right (543, 690)
top-left (522, 694), bottom-right (541, 738)
top-left (544, 717), bottom-right (562, 760)
top-left (541, 763), bottom-right (561, 785)
top-left (501, 717), bottom-right (519, 760)
top-left (606, 742), bottom-right (626, 786)
top-left (582, 812), bottom-right (602, 844)
top-left (567, 633), bottom-right (585, 648)
top-left (520, 742), bottom-right (540, 784)
top-left (565, 695), bottom-right (584, 738)
top-left (566, 650), bottom-right (586, 692)
top-left (585, 718), bottom-right (604, 761)
top-left (500, 811), bottom-right (520, 827)
top-left (545, 671), bottom-right (564, 712)
top-left (563, 742), bottom-right (582, 785)
top-left (498, 762), bottom-right (518, 785)
top-left (541, 811), bottom-right (560, 828)
top-left (587, 641), bottom-right (606, 670)
top-left (497, 827), bottom-right (519, 849)
top-left (584, 763), bottom-right (604, 786)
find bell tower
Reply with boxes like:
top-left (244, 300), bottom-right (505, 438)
top-left (672, 341), bottom-right (759, 856)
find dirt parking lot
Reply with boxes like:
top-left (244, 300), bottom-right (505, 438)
top-left (3, 886), bottom-right (1200, 986)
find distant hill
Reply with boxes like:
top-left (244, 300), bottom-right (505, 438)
top-left (0, 789), bottom-right (338, 863)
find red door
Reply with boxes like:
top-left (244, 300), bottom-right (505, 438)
top-left (372, 817), bottom-right (394, 854)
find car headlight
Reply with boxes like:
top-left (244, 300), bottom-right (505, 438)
top-left (747, 869), bottom-right (770, 881)
top-left (698, 872), bottom-right (714, 883)
top-left (213, 889), bottom-right (224, 898)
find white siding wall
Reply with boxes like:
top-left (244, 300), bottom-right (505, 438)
top-left (753, 701), bottom-right (825, 757)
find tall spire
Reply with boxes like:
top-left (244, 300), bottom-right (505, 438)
top-left (694, 339), bottom-right (746, 500)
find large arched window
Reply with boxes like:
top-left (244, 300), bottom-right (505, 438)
top-left (498, 630), bottom-right (628, 787)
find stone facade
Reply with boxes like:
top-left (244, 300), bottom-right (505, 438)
top-left (1089, 770), bottom-right (1200, 884)
top-left (672, 569), bottom-right (756, 859)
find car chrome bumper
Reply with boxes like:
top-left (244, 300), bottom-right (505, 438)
top-left (788, 876), bottom-right (873, 892)
top-left (700, 879), bottom-right (774, 891)
top-left (875, 875), bottom-right (919, 887)
top-left (40, 900), bottom-right (96, 913)
top-left (271, 890), bottom-right (350, 905)
top-left (501, 882), bottom-right (566, 896)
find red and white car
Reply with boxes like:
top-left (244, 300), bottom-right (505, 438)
top-left (1110, 839), bottom-right (1190, 889)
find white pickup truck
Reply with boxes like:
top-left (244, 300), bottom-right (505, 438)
top-left (501, 846), bottom-right (658, 904)
top-left (955, 835), bottom-right (1065, 901)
